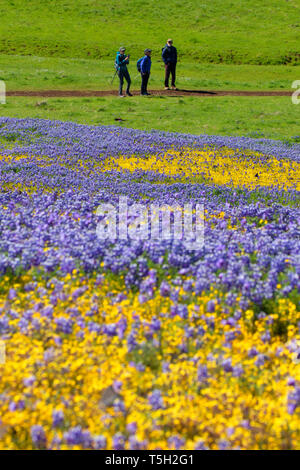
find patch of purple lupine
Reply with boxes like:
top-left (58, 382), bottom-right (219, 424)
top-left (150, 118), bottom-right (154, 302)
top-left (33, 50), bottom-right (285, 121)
top-left (0, 118), bottom-right (299, 312)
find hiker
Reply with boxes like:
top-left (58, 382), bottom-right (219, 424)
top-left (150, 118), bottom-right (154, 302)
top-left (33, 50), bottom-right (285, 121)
top-left (162, 39), bottom-right (178, 90)
top-left (115, 47), bottom-right (132, 97)
top-left (139, 49), bottom-right (152, 96)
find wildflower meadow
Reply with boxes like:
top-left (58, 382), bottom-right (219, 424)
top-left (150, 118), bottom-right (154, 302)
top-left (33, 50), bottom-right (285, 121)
top-left (0, 117), bottom-right (299, 450)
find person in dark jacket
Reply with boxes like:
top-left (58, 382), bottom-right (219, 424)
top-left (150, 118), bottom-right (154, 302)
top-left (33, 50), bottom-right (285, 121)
top-left (116, 47), bottom-right (132, 97)
top-left (140, 49), bottom-right (152, 96)
top-left (162, 39), bottom-right (178, 90)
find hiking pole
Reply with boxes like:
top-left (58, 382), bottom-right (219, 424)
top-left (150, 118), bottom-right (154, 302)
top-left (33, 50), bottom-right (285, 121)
top-left (111, 69), bottom-right (118, 85)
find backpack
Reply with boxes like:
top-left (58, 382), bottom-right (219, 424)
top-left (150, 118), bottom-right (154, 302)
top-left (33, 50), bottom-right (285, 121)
top-left (115, 52), bottom-right (121, 71)
top-left (136, 57), bottom-right (143, 72)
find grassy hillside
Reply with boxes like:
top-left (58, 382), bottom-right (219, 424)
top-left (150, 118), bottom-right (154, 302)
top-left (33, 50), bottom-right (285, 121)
top-left (1, 0), bottom-right (300, 64)
top-left (1, 0), bottom-right (299, 142)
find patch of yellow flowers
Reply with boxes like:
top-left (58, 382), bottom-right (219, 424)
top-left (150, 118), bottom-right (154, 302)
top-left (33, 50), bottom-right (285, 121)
top-left (103, 147), bottom-right (300, 190)
top-left (0, 271), bottom-right (299, 450)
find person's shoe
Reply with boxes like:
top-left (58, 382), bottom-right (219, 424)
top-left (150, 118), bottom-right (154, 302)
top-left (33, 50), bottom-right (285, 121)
top-left (171, 86), bottom-right (178, 90)
top-left (119, 94), bottom-right (125, 98)
top-left (126, 92), bottom-right (133, 97)
top-left (164, 87), bottom-right (170, 90)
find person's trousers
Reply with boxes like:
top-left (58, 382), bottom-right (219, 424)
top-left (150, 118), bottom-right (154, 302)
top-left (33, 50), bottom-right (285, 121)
top-left (164, 63), bottom-right (176, 87)
top-left (118, 69), bottom-right (131, 95)
top-left (141, 72), bottom-right (150, 94)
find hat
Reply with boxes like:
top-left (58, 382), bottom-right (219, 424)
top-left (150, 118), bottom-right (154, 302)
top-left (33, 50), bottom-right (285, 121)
top-left (167, 38), bottom-right (173, 43)
top-left (144, 48), bottom-right (152, 53)
top-left (119, 47), bottom-right (126, 52)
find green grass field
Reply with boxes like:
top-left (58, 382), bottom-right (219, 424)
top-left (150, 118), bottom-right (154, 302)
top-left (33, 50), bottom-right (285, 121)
top-left (1, 0), bottom-right (299, 140)
top-left (1, 0), bottom-right (300, 64)
top-left (1, 95), bottom-right (299, 142)
top-left (1, 55), bottom-right (299, 92)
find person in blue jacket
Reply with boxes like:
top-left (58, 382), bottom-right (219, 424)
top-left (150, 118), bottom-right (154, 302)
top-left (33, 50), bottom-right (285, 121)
top-left (140, 49), bottom-right (152, 96)
top-left (116, 47), bottom-right (132, 97)
top-left (162, 39), bottom-right (178, 90)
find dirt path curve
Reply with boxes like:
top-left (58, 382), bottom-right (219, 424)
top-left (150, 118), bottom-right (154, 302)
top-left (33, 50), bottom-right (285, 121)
top-left (6, 89), bottom-right (292, 98)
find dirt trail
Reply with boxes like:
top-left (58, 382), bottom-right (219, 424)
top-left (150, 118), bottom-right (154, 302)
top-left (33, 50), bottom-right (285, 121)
top-left (6, 89), bottom-right (292, 98)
